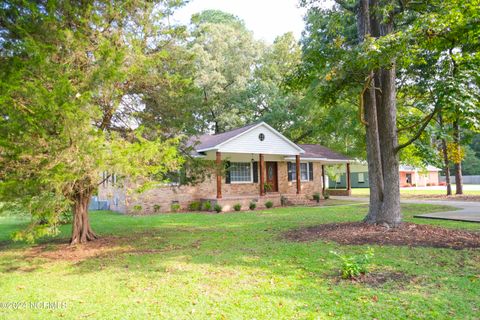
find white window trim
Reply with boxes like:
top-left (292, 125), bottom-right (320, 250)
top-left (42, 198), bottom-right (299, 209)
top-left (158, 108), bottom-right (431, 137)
top-left (291, 162), bottom-right (311, 182)
top-left (230, 162), bottom-right (254, 184)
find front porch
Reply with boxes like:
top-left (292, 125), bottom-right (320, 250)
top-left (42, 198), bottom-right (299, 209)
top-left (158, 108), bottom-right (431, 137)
top-left (212, 151), bottom-right (353, 201)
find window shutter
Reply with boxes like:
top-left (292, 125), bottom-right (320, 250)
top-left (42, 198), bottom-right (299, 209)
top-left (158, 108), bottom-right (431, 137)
top-left (252, 162), bottom-right (258, 183)
top-left (309, 162), bottom-right (314, 181)
top-left (287, 162), bottom-right (292, 181)
top-left (225, 161), bottom-right (231, 184)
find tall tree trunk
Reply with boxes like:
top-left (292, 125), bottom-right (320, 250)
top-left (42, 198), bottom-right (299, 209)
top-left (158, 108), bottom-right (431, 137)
top-left (438, 113), bottom-right (452, 195)
top-left (453, 118), bottom-right (463, 194)
top-left (363, 73), bottom-right (384, 223)
top-left (359, 0), bottom-right (383, 223)
top-left (359, 0), bottom-right (401, 227)
top-left (376, 68), bottom-right (401, 226)
top-left (70, 189), bottom-right (97, 245)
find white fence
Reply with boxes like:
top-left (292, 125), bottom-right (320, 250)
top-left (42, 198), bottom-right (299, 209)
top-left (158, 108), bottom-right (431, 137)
top-left (440, 175), bottom-right (480, 184)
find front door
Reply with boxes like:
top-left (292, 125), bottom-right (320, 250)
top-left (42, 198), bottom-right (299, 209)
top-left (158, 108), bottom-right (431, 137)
top-left (265, 162), bottom-right (278, 192)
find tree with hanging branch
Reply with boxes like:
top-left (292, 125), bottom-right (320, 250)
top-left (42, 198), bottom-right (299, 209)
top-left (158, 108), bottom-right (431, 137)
top-left (0, 0), bottom-right (192, 244)
top-left (295, 0), bottom-right (479, 226)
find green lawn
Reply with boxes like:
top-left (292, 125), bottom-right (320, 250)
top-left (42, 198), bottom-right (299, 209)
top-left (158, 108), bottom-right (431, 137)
top-left (350, 186), bottom-right (480, 198)
top-left (0, 203), bottom-right (479, 319)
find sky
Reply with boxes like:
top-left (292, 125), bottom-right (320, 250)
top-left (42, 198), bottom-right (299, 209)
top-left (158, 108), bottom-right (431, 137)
top-left (173, 0), bottom-right (309, 43)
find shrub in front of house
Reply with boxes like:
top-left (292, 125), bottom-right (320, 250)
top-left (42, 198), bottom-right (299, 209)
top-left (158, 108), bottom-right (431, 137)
top-left (249, 201), bottom-right (256, 210)
top-left (323, 191), bottom-right (330, 200)
top-left (280, 196), bottom-right (287, 206)
top-left (153, 204), bottom-right (161, 213)
top-left (133, 204), bottom-right (142, 214)
top-left (265, 201), bottom-right (273, 208)
top-left (313, 193), bottom-right (321, 203)
top-left (233, 203), bottom-right (241, 211)
top-left (214, 204), bottom-right (222, 213)
top-left (188, 201), bottom-right (202, 211)
top-left (171, 203), bottom-right (180, 213)
top-left (202, 201), bottom-right (212, 211)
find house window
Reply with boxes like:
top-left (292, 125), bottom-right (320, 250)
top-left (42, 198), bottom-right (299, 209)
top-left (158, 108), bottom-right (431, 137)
top-left (289, 162), bottom-right (311, 181)
top-left (300, 163), bottom-right (309, 181)
top-left (358, 172), bottom-right (365, 183)
top-left (230, 162), bottom-right (252, 183)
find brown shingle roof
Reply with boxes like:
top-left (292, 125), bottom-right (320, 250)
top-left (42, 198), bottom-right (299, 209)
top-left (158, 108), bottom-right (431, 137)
top-left (297, 144), bottom-right (350, 161)
top-left (187, 122), bottom-right (260, 151)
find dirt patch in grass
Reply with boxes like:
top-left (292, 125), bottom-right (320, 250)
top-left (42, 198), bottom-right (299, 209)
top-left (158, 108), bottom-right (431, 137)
top-left (285, 222), bottom-right (480, 249)
top-left (333, 271), bottom-right (414, 288)
top-left (24, 231), bottom-right (199, 262)
top-left (26, 236), bottom-right (129, 262)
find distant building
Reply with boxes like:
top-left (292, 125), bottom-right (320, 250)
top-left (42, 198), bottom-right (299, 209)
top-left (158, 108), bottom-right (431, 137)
top-left (328, 164), bottom-right (441, 188)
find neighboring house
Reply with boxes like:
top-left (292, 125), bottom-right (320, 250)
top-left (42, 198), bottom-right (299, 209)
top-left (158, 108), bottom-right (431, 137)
top-left (328, 163), bottom-right (441, 188)
top-left (398, 165), bottom-right (441, 187)
top-left (99, 122), bottom-right (351, 214)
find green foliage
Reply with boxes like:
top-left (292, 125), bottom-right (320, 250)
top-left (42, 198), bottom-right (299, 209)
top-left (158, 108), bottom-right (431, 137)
top-left (170, 203), bottom-right (181, 213)
top-left (191, 10), bottom-right (246, 30)
top-left (0, 0), bottom-right (189, 241)
top-left (313, 193), bottom-right (321, 203)
top-left (323, 191), bottom-right (330, 200)
top-left (188, 201), bottom-right (202, 212)
top-left (294, 0), bottom-right (480, 167)
top-left (189, 13), bottom-right (261, 133)
top-left (214, 204), bottom-right (222, 213)
top-left (331, 248), bottom-right (375, 279)
top-left (249, 201), bottom-right (257, 210)
top-left (263, 183), bottom-right (273, 192)
top-left (265, 201), bottom-right (273, 209)
top-left (459, 146), bottom-right (480, 175)
top-left (202, 201), bottom-right (212, 212)
top-left (153, 204), bottom-right (161, 213)
top-left (133, 205), bottom-right (142, 213)
top-left (233, 203), bottom-right (242, 211)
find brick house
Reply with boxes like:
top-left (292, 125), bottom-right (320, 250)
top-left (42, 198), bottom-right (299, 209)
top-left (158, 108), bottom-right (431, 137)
top-left (99, 122), bottom-right (351, 213)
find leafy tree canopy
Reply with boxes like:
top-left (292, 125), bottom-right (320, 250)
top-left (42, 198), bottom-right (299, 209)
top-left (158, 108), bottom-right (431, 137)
top-left (0, 0), bottom-right (191, 243)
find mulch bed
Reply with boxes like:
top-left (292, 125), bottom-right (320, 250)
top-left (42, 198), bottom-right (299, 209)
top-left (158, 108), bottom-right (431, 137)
top-left (403, 194), bottom-right (480, 202)
top-left (285, 222), bottom-right (480, 249)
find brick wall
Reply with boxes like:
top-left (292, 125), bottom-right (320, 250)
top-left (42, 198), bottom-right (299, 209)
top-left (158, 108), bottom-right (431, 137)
top-left (278, 161), bottom-right (323, 195)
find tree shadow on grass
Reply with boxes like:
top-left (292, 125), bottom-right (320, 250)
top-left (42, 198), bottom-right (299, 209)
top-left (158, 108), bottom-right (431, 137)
top-left (0, 208), bottom-right (478, 318)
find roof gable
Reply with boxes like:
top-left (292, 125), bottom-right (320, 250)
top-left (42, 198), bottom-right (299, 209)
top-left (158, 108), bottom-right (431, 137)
top-left (194, 122), bottom-right (304, 155)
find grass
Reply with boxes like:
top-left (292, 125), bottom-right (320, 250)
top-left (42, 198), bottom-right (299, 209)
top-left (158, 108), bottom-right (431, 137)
top-left (0, 203), bottom-right (479, 319)
top-left (350, 186), bottom-right (480, 198)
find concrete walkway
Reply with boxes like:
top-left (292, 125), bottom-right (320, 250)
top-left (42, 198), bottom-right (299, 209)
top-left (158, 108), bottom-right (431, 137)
top-left (330, 196), bottom-right (480, 223)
